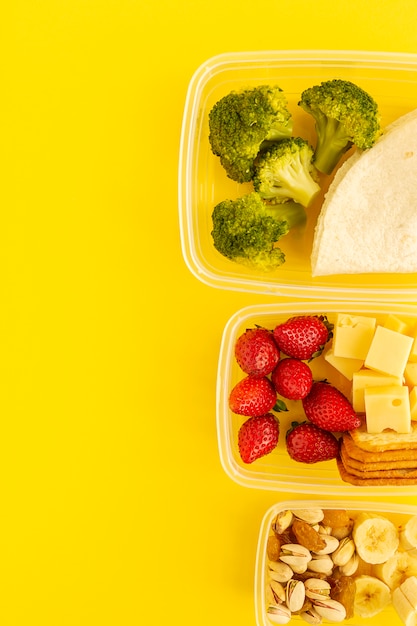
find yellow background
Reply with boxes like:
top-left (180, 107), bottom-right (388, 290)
top-left (3, 1), bottom-right (417, 624)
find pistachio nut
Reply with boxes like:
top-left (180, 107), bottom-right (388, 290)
top-left (318, 524), bottom-right (333, 536)
top-left (271, 510), bottom-right (293, 535)
top-left (338, 551), bottom-right (359, 576)
top-left (266, 603), bottom-right (292, 624)
top-left (268, 560), bottom-right (293, 583)
top-left (312, 535), bottom-right (339, 555)
top-left (280, 544), bottom-right (312, 574)
top-left (307, 554), bottom-right (334, 576)
top-left (293, 509), bottom-right (324, 525)
top-left (331, 537), bottom-right (355, 567)
top-left (304, 578), bottom-right (331, 601)
top-left (286, 579), bottom-right (306, 613)
top-left (313, 598), bottom-right (346, 623)
top-left (268, 580), bottom-right (286, 604)
top-left (300, 606), bottom-right (323, 625)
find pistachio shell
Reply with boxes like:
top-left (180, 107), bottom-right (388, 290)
top-left (304, 578), bottom-right (331, 601)
top-left (314, 598), bottom-right (347, 623)
top-left (271, 510), bottom-right (294, 535)
top-left (293, 509), bottom-right (324, 525)
top-left (286, 579), bottom-right (306, 613)
top-left (331, 537), bottom-right (355, 567)
top-left (313, 535), bottom-right (339, 555)
top-left (267, 603), bottom-right (292, 624)
top-left (268, 560), bottom-right (293, 583)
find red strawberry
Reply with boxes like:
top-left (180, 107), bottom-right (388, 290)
top-left (229, 375), bottom-right (277, 416)
top-left (302, 381), bottom-right (362, 432)
top-left (271, 358), bottom-right (313, 400)
top-left (273, 315), bottom-right (333, 360)
top-left (234, 327), bottom-right (279, 377)
top-left (286, 421), bottom-right (339, 463)
top-left (238, 414), bottom-right (279, 463)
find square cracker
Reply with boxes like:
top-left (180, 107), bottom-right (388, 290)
top-left (342, 433), bottom-right (417, 464)
top-left (340, 441), bottom-right (417, 477)
top-left (336, 456), bottom-right (417, 486)
top-left (349, 421), bottom-right (417, 452)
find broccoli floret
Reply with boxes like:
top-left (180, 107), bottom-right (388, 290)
top-left (211, 191), bottom-right (306, 272)
top-left (253, 137), bottom-right (321, 207)
top-left (208, 86), bottom-right (293, 183)
top-left (299, 79), bottom-right (381, 175)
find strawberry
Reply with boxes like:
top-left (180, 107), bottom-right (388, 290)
top-left (273, 315), bottom-right (333, 360)
top-left (286, 421), bottom-right (339, 463)
top-left (234, 327), bottom-right (279, 377)
top-left (229, 375), bottom-right (277, 416)
top-left (271, 358), bottom-right (313, 400)
top-left (302, 381), bottom-right (362, 432)
top-left (238, 413), bottom-right (279, 463)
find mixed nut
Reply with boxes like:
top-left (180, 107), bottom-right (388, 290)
top-left (265, 508), bottom-right (361, 624)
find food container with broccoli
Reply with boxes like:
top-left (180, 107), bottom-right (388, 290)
top-left (178, 50), bottom-right (417, 300)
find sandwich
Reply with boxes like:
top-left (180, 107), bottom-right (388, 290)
top-left (311, 108), bottom-right (417, 276)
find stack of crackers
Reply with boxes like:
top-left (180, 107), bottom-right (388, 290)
top-left (337, 422), bottom-right (417, 486)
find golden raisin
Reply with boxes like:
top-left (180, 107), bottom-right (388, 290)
top-left (292, 518), bottom-right (326, 552)
top-left (330, 576), bottom-right (356, 619)
top-left (267, 534), bottom-right (281, 561)
top-left (322, 509), bottom-right (351, 528)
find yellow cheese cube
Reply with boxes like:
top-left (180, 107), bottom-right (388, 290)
top-left (409, 337), bottom-right (417, 363)
top-left (410, 387), bottom-right (417, 421)
top-left (364, 385), bottom-right (411, 434)
top-left (352, 368), bottom-right (403, 412)
top-left (384, 314), bottom-right (413, 335)
top-left (324, 348), bottom-right (364, 381)
top-left (407, 324), bottom-right (417, 363)
top-left (404, 362), bottom-right (417, 388)
top-left (333, 314), bottom-right (376, 360)
top-left (365, 325), bottom-right (413, 378)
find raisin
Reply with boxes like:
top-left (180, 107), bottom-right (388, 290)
top-left (267, 534), bottom-right (281, 561)
top-left (292, 518), bottom-right (326, 552)
top-left (330, 576), bottom-right (356, 619)
top-left (322, 509), bottom-right (351, 528)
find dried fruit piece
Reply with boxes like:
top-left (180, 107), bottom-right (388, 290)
top-left (322, 509), bottom-right (351, 528)
top-left (267, 534), bottom-right (282, 561)
top-left (330, 576), bottom-right (356, 619)
top-left (292, 519), bottom-right (326, 553)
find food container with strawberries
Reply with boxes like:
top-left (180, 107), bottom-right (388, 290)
top-left (216, 301), bottom-right (417, 496)
top-left (255, 500), bottom-right (417, 626)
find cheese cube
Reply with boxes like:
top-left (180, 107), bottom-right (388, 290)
top-left (407, 324), bottom-right (417, 363)
top-left (365, 325), bottom-right (413, 378)
top-left (409, 386), bottom-right (417, 422)
top-left (404, 362), bottom-right (417, 388)
top-left (409, 337), bottom-right (417, 363)
top-left (410, 386), bottom-right (417, 421)
top-left (384, 314), bottom-right (413, 335)
top-left (324, 348), bottom-right (364, 381)
top-left (352, 368), bottom-right (403, 412)
top-left (364, 385), bottom-right (411, 434)
top-left (333, 314), bottom-right (376, 360)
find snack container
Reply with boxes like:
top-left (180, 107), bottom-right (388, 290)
top-left (255, 499), bottom-right (417, 626)
top-left (178, 49), bottom-right (417, 300)
top-left (216, 301), bottom-right (417, 497)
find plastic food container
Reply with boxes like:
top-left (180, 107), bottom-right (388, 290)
top-left (255, 499), bottom-right (417, 626)
top-left (216, 301), bottom-right (417, 497)
top-left (178, 49), bottom-right (417, 300)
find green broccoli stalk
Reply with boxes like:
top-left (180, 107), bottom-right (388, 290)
top-left (208, 85), bottom-right (293, 183)
top-left (298, 79), bottom-right (381, 175)
top-left (252, 137), bottom-right (321, 207)
top-left (211, 191), bottom-right (306, 272)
